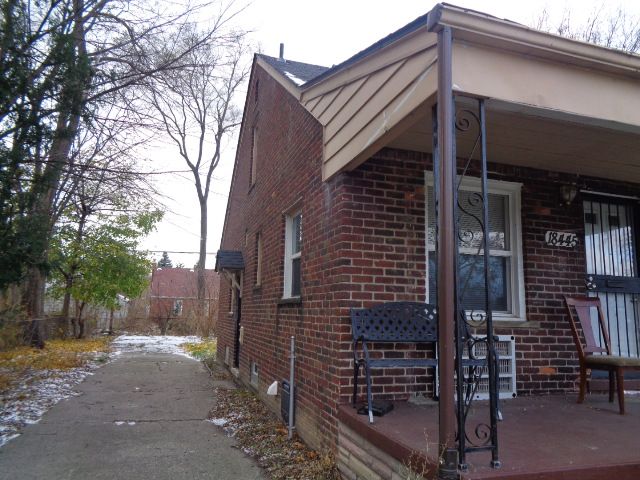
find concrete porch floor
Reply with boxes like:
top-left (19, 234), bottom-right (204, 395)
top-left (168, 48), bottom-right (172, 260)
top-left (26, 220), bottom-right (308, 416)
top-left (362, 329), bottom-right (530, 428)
top-left (338, 393), bottom-right (640, 479)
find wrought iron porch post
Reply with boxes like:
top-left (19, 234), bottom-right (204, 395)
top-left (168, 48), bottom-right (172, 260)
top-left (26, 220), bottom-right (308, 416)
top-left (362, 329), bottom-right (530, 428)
top-left (434, 24), bottom-right (459, 480)
top-left (451, 98), bottom-right (501, 469)
top-left (479, 100), bottom-right (501, 468)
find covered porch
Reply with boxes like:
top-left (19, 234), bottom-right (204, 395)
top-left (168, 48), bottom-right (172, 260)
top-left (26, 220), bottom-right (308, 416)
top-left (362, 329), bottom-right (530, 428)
top-left (298, 3), bottom-right (640, 478)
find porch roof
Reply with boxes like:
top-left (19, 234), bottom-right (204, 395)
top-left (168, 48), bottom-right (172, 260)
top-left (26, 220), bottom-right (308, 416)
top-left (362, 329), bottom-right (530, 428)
top-left (296, 3), bottom-right (640, 184)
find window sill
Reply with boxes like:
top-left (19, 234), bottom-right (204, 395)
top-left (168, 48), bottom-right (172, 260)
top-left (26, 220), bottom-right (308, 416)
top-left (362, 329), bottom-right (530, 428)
top-left (278, 296), bottom-right (302, 306)
top-left (493, 320), bottom-right (540, 329)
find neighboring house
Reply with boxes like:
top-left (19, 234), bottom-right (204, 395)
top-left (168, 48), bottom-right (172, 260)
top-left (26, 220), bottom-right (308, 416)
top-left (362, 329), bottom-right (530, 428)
top-left (216, 4), bottom-right (640, 479)
top-left (149, 267), bottom-right (220, 334)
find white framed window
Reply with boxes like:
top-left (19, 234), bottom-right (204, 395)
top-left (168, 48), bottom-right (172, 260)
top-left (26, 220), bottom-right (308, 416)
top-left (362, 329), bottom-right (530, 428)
top-left (283, 212), bottom-right (302, 298)
top-left (425, 172), bottom-right (525, 321)
top-left (173, 299), bottom-right (183, 316)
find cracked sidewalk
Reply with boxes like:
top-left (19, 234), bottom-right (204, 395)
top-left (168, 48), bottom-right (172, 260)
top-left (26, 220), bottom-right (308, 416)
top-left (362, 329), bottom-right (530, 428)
top-left (0, 352), bottom-right (265, 480)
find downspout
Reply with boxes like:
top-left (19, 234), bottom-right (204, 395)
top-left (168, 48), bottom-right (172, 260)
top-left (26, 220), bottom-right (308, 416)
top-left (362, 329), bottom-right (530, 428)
top-left (429, 9), bottom-right (460, 479)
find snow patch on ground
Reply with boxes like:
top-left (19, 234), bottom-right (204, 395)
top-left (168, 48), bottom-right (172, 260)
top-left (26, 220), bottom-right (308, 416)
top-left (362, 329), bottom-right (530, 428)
top-left (114, 420), bottom-right (136, 426)
top-left (207, 417), bottom-right (229, 426)
top-left (111, 335), bottom-right (201, 358)
top-left (0, 360), bottom-right (103, 448)
top-left (207, 412), bottom-right (243, 437)
top-left (1, 335), bottom-right (202, 448)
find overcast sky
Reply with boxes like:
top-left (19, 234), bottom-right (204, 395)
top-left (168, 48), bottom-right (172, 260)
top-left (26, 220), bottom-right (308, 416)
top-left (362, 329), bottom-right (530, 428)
top-left (141, 0), bottom-right (640, 268)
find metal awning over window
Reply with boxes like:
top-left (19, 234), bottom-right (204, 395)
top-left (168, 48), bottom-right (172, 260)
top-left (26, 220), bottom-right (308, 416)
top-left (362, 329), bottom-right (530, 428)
top-left (215, 250), bottom-right (244, 272)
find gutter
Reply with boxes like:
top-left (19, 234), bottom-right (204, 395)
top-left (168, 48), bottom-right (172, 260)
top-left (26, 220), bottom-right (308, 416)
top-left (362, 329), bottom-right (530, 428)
top-left (427, 3), bottom-right (640, 77)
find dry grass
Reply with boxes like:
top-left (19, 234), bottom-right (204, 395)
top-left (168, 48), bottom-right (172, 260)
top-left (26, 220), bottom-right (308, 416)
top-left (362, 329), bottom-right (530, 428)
top-left (209, 387), bottom-right (341, 480)
top-left (181, 339), bottom-right (217, 360)
top-left (0, 372), bottom-right (12, 391)
top-left (0, 337), bottom-right (111, 393)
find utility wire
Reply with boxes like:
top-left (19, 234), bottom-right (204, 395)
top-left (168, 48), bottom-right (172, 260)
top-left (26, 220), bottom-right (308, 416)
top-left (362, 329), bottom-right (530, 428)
top-left (148, 250), bottom-right (217, 254)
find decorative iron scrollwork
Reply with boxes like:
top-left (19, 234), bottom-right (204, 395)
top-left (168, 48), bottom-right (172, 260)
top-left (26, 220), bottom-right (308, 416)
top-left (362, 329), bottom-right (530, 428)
top-left (451, 98), bottom-right (501, 470)
top-left (455, 109), bottom-right (480, 134)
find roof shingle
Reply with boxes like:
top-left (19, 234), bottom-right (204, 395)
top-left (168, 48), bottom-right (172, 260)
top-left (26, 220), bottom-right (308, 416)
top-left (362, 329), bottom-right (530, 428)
top-left (257, 54), bottom-right (329, 86)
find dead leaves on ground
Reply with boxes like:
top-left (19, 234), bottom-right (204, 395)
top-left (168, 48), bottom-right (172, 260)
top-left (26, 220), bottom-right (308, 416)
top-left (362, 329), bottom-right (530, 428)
top-left (209, 387), bottom-right (341, 480)
top-left (0, 338), bottom-right (111, 393)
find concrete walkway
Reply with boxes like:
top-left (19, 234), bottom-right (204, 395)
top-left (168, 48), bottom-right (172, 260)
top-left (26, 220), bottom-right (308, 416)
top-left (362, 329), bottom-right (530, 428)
top-left (0, 353), bottom-right (265, 480)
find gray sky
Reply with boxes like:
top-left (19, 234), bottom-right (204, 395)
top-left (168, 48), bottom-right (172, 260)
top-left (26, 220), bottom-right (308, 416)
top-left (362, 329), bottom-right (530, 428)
top-left (141, 0), bottom-right (640, 268)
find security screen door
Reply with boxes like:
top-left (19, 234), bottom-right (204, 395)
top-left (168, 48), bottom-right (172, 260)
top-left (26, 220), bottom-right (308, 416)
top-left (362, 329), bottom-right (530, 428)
top-left (584, 198), bottom-right (640, 358)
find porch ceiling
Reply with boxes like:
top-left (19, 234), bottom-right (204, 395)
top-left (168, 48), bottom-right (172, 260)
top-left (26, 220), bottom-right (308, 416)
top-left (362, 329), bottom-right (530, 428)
top-left (387, 102), bottom-right (640, 184)
top-left (301, 4), bottom-right (640, 184)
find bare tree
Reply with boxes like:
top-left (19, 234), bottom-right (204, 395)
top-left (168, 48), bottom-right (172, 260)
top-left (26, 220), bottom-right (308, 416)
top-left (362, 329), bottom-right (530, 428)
top-left (533, 5), bottom-right (640, 53)
top-left (144, 24), bottom-right (251, 316)
top-left (1, 0), bottom-right (232, 345)
top-left (50, 105), bottom-right (160, 337)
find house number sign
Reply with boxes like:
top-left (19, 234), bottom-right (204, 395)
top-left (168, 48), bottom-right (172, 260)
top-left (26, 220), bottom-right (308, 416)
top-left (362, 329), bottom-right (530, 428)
top-left (545, 231), bottom-right (579, 248)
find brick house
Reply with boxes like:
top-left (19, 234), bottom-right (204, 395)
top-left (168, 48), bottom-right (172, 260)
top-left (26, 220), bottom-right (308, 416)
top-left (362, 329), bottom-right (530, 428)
top-left (149, 267), bottom-right (220, 334)
top-left (216, 4), bottom-right (640, 479)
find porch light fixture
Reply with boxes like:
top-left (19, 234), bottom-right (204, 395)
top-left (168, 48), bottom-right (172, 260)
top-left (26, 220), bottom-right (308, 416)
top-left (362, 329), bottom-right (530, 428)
top-left (560, 184), bottom-right (578, 206)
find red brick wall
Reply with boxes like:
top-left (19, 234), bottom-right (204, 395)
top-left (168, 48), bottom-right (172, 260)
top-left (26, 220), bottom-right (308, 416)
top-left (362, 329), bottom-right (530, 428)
top-left (336, 150), bottom-right (640, 400)
top-left (493, 165), bottom-right (639, 394)
top-left (217, 63), bottom-right (347, 449)
top-left (334, 150), bottom-right (434, 404)
top-left (218, 64), bottom-right (640, 450)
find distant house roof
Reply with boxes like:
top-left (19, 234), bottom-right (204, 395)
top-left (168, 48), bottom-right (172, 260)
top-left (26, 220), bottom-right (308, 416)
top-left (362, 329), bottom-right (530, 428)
top-left (256, 54), bottom-right (329, 87)
top-left (150, 268), bottom-right (219, 299)
top-left (215, 250), bottom-right (245, 272)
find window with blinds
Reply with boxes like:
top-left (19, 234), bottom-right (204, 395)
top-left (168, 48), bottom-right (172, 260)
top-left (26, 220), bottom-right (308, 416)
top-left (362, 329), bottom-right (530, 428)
top-left (425, 174), bottom-right (525, 320)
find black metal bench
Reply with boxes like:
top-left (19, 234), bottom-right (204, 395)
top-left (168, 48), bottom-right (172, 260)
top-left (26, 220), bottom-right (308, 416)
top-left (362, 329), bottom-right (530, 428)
top-left (351, 302), bottom-right (438, 423)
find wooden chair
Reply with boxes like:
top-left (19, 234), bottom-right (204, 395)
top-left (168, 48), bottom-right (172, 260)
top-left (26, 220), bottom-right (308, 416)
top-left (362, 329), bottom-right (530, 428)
top-left (564, 296), bottom-right (640, 414)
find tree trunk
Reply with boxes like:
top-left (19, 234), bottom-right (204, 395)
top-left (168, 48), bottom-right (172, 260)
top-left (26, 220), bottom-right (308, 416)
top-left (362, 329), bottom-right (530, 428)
top-left (71, 300), bottom-right (78, 338)
top-left (159, 315), bottom-right (170, 335)
top-left (108, 308), bottom-right (114, 334)
top-left (22, 268), bottom-right (45, 348)
top-left (62, 275), bottom-right (73, 336)
top-left (21, 0), bottom-right (89, 345)
top-left (76, 301), bottom-right (85, 338)
top-left (63, 207), bottom-right (87, 335)
top-left (196, 198), bottom-right (207, 323)
top-left (22, 111), bottom-right (79, 343)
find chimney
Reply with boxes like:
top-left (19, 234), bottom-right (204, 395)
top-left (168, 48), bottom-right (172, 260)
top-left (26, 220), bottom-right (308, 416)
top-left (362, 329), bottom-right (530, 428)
top-left (278, 43), bottom-right (285, 62)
